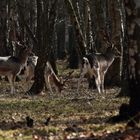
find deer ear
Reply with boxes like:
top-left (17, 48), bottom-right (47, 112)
top-left (83, 57), bottom-right (89, 64)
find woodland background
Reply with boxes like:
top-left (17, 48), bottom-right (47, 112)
top-left (0, 0), bottom-right (140, 139)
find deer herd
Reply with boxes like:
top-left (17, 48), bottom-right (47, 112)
top-left (0, 37), bottom-right (120, 95)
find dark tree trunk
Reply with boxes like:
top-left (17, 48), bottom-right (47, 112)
top-left (128, 53), bottom-right (140, 116)
top-left (65, 0), bottom-right (86, 60)
top-left (0, 0), bottom-right (10, 56)
top-left (27, 0), bottom-right (45, 95)
top-left (28, 55), bottom-right (46, 95)
top-left (56, 20), bottom-right (66, 59)
top-left (118, 0), bottom-right (129, 96)
top-left (120, 0), bottom-right (140, 120)
top-left (113, 51), bottom-right (140, 123)
top-left (28, 0), bottom-right (58, 95)
top-left (84, 0), bottom-right (94, 53)
top-left (111, 0), bottom-right (140, 123)
top-left (67, 25), bottom-right (79, 69)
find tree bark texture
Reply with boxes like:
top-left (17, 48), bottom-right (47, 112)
top-left (28, 0), bottom-right (58, 95)
top-left (113, 0), bottom-right (140, 122)
top-left (65, 0), bottom-right (86, 60)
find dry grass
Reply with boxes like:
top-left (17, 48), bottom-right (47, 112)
top-left (0, 70), bottom-right (130, 140)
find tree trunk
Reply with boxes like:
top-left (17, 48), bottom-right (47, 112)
top-left (28, 0), bottom-right (58, 95)
top-left (85, 0), bottom-right (94, 53)
top-left (65, 0), bottom-right (86, 60)
top-left (118, 0), bottom-right (129, 96)
top-left (56, 20), bottom-right (66, 59)
top-left (27, 0), bottom-right (45, 95)
top-left (67, 25), bottom-right (79, 69)
top-left (0, 0), bottom-right (10, 56)
top-left (111, 0), bottom-right (140, 123)
top-left (28, 55), bottom-right (46, 95)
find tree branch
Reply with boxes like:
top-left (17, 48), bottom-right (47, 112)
top-left (16, 1), bottom-right (38, 44)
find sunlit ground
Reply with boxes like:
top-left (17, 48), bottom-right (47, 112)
top-left (0, 73), bottom-right (131, 140)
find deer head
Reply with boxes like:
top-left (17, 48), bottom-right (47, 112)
top-left (106, 43), bottom-right (121, 58)
top-left (100, 29), bottom-right (121, 58)
top-left (58, 70), bottom-right (74, 92)
top-left (16, 41), bottom-right (33, 57)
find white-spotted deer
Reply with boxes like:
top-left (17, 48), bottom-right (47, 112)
top-left (77, 32), bottom-right (120, 94)
top-left (0, 42), bottom-right (32, 94)
top-left (25, 56), bottom-right (65, 94)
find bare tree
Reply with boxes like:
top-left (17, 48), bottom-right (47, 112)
top-left (111, 0), bottom-right (140, 123)
top-left (0, 0), bottom-right (10, 56)
top-left (28, 0), bottom-right (58, 95)
top-left (118, 0), bottom-right (129, 96)
top-left (65, 0), bottom-right (87, 59)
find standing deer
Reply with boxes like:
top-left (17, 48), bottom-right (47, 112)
top-left (77, 45), bottom-right (120, 94)
top-left (0, 42), bottom-right (32, 94)
top-left (25, 56), bottom-right (65, 94)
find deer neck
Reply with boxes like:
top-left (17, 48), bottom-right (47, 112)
top-left (105, 52), bottom-right (115, 66)
top-left (51, 72), bottom-right (61, 86)
top-left (46, 62), bottom-right (63, 90)
top-left (17, 54), bottom-right (29, 67)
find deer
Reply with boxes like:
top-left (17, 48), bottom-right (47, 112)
top-left (44, 61), bottom-right (65, 95)
top-left (77, 31), bottom-right (121, 94)
top-left (0, 42), bottom-right (32, 94)
top-left (25, 55), bottom-right (65, 95)
top-left (25, 55), bottom-right (38, 83)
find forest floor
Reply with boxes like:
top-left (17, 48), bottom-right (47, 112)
top-left (0, 61), bottom-right (139, 140)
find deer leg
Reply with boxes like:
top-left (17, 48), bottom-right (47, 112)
top-left (45, 75), bottom-right (53, 96)
top-left (26, 77), bottom-right (30, 90)
top-left (95, 77), bottom-right (101, 94)
top-left (25, 74), bottom-right (32, 91)
top-left (7, 75), bottom-right (16, 94)
top-left (100, 72), bottom-right (105, 93)
top-left (25, 66), bottom-right (33, 90)
top-left (48, 76), bottom-right (54, 95)
top-left (25, 70), bottom-right (29, 90)
top-left (95, 69), bottom-right (102, 94)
